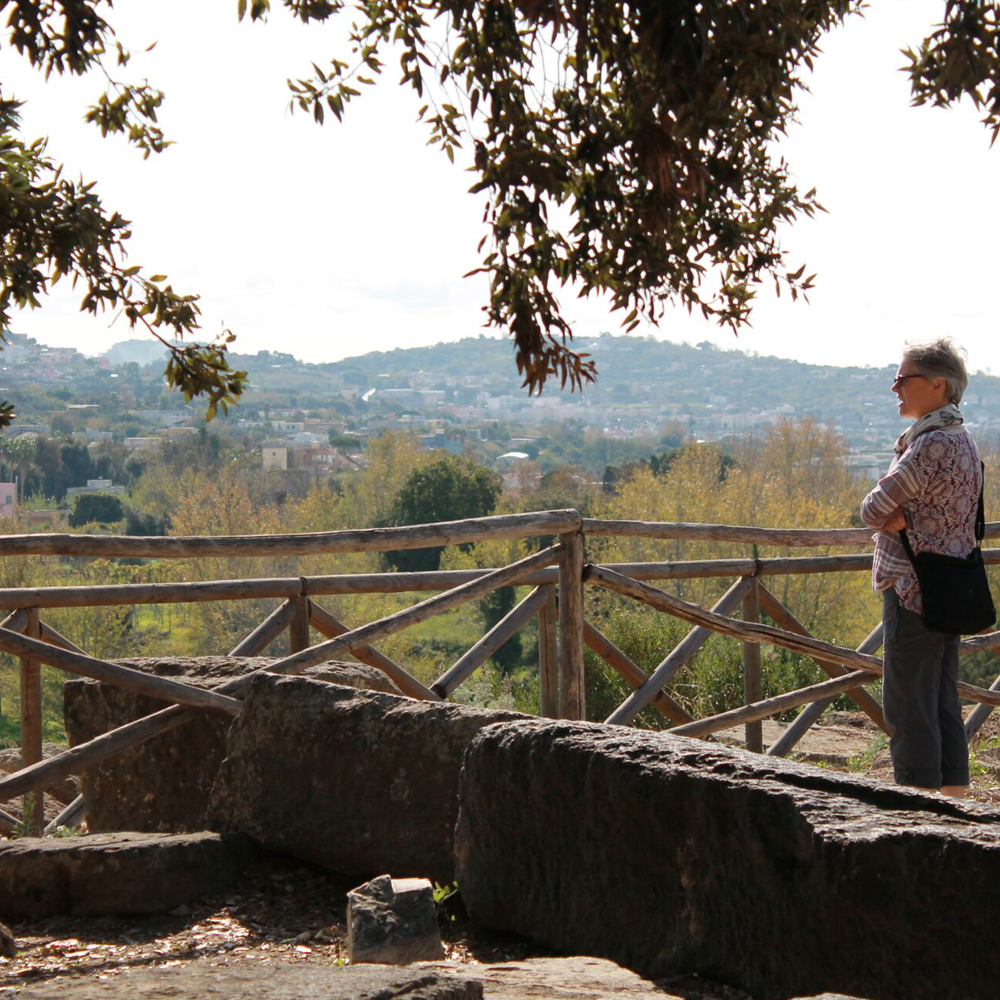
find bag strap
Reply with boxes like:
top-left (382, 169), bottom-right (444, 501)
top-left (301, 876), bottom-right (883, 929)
top-left (898, 460), bottom-right (985, 560)
top-left (976, 461), bottom-right (986, 544)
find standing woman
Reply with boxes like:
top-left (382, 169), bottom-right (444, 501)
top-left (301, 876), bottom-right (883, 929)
top-left (861, 339), bottom-right (981, 798)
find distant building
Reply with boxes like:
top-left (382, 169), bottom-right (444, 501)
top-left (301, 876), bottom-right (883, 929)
top-left (23, 509), bottom-right (70, 529)
top-left (262, 446), bottom-right (288, 471)
top-left (66, 479), bottom-right (126, 498)
top-left (0, 483), bottom-right (16, 519)
top-left (124, 437), bottom-right (160, 452)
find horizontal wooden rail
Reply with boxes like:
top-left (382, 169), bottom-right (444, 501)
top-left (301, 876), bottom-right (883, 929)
top-left (431, 587), bottom-right (547, 698)
top-left (5, 549), bottom-right (1000, 611)
top-left (586, 564), bottom-right (1000, 709)
top-left (583, 518), bottom-right (1000, 547)
top-left (0, 579), bottom-right (305, 610)
top-left (0, 628), bottom-right (243, 716)
top-left (0, 509), bottom-right (582, 559)
top-left (0, 555), bottom-right (863, 611)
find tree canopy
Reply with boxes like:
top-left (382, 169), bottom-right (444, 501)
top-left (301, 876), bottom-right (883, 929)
top-left (383, 454), bottom-right (502, 571)
top-left (2, 1), bottom-right (996, 426)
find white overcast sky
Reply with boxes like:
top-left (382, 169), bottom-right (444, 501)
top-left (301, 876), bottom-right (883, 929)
top-left (2, 0), bottom-right (998, 375)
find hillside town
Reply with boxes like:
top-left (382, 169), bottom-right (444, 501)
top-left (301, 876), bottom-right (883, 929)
top-left (4, 330), bottom-right (1000, 519)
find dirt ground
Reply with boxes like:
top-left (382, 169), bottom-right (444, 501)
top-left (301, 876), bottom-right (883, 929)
top-left (0, 854), bottom-right (785, 1000)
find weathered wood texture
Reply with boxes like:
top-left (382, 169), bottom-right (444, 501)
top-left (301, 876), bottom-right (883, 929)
top-left (44, 793), bottom-right (86, 834)
top-left (757, 585), bottom-right (887, 732)
top-left (965, 661), bottom-right (1000, 743)
top-left (228, 599), bottom-right (298, 657)
top-left (0, 555), bottom-right (873, 610)
top-left (38, 623), bottom-right (87, 656)
top-left (19, 608), bottom-right (43, 833)
top-left (0, 628), bottom-right (242, 716)
top-left (289, 597), bottom-right (311, 654)
top-left (587, 564), bottom-right (1000, 708)
top-left (604, 576), bottom-right (754, 726)
top-left (583, 621), bottom-right (695, 726)
top-left (0, 608), bottom-right (27, 632)
top-left (959, 630), bottom-right (1000, 654)
top-left (432, 587), bottom-right (548, 698)
top-left (583, 517), bottom-right (1000, 546)
top-left (671, 669), bottom-right (875, 740)
top-left (0, 578), bottom-right (303, 610)
top-left (742, 580), bottom-right (763, 753)
top-left (558, 532), bottom-right (586, 721)
top-left (766, 624), bottom-right (885, 759)
top-left (307, 601), bottom-right (440, 701)
top-left (538, 586), bottom-right (559, 718)
top-left (252, 544), bottom-right (563, 685)
top-left (0, 804), bottom-right (18, 835)
top-left (1, 509), bottom-right (582, 558)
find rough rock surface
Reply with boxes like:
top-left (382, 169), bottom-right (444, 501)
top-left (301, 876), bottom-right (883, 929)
top-left (209, 675), bottom-right (522, 881)
top-left (0, 831), bottom-right (252, 920)
top-left (64, 656), bottom-right (402, 832)
top-left (0, 920), bottom-right (15, 957)
top-left (0, 744), bottom-right (79, 804)
top-left (14, 960), bottom-right (482, 999)
top-left (6, 954), bottom-right (862, 1000)
top-left (455, 719), bottom-right (1000, 1000)
top-left (348, 875), bottom-right (444, 964)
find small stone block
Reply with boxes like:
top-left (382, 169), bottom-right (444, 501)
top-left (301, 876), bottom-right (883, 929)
top-left (347, 874), bottom-right (444, 965)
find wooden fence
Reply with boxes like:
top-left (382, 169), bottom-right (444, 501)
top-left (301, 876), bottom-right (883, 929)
top-left (3, 508), bottom-right (1000, 835)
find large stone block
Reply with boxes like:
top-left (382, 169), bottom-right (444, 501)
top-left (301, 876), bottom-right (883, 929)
top-left (64, 656), bottom-right (402, 833)
top-left (0, 831), bottom-right (252, 919)
top-left (208, 675), bottom-right (522, 881)
top-left (455, 719), bottom-right (1000, 1000)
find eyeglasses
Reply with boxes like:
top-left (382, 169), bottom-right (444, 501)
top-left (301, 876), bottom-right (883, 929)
top-left (892, 374), bottom-right (925, 387)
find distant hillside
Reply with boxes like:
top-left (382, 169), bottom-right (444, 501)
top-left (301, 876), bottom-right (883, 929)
top-left (102, 340), bottom-right (170, 367)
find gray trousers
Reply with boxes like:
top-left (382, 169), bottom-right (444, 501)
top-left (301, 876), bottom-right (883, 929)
top-left (882, 588), bottom-right (969, 788)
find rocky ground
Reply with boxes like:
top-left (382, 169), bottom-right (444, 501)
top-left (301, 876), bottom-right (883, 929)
top-left (0, 854), bottom-right (857, 1000)
top-left (4, 710), bottom-right (996, 999)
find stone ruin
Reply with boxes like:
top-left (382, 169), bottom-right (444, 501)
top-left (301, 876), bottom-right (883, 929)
top-left (4, 656), bottom-right (1000, 1000)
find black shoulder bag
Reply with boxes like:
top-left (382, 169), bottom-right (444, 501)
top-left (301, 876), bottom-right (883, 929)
top-left (898, 462), bottom-right (996, 635)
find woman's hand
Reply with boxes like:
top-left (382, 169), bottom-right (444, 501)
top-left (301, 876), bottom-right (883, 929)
top-left (885, 509), bottom-right (908, 533)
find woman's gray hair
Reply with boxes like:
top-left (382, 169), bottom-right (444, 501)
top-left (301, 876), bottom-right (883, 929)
top-left (903, 338), bottom-right (969, 405)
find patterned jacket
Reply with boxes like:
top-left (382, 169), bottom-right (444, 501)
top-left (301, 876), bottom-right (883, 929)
top-left (860, 426), bottom-right (981, 614)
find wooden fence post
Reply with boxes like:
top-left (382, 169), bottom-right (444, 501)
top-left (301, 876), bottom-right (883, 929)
top-left (538, 584), bottom-right (559, 718)
top-left (558, 532), bottom-right (586, 720)
top-left (20, 607), bottom-right (43, 834)
top-left (289, 596), bottom-right (311, 654)
top-left (742, 577), bottom-right (763, 753)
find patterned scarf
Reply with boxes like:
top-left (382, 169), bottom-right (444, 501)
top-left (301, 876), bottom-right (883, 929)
top-left (893, 403), bottom-right (964, 457)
